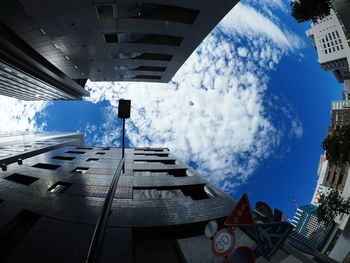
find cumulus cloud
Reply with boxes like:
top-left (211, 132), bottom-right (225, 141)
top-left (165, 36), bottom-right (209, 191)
top-left (0, 96), bottom-right (46, 132)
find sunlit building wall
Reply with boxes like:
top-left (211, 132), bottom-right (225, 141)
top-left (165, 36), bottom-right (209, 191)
top-left (306, 9), bottom-right (350, 85)
top-left (311, 154), bottom-right (350, 230)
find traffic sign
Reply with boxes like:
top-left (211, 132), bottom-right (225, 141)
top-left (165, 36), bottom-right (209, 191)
top-left (255, 222), bottom-right (292, 260)
top-left (211, 228), bottom-right (235, 257)
top-left (225, 193), bottom-right (254, 226)
top-left (273, 208), bottom-right (282, 222)
top-left (205, 220), bottom-right (218, 238)
top-left (255, 201), bottom-right (273, 220)
top-left (226, 246), bottom-right (255, 263)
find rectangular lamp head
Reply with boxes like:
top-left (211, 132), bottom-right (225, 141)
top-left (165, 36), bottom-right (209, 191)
top-left (118, 99), bottom-right (131, 118)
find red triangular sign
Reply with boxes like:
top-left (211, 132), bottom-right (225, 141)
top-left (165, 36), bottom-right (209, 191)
top-left (225, 193), bottom-right (254, 226)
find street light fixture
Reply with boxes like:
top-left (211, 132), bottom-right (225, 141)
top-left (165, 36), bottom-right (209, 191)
top-left (118, 99), bottom-right (131, 172)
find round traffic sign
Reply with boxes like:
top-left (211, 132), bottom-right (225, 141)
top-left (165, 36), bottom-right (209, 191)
top-left (211, 228), bottom-right (235, 257)
top-left (205, 220), bottom-right (218, 238)
top-left (226, 246), bottom-right (255, 263)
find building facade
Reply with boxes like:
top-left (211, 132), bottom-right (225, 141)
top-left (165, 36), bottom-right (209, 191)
top-left (289, 204), bottom-right (334, 252)
top-left (0, 131), bottom-right (84, 166)
top-left (306, 9), bottom-right (350, 84)
top-left (0, 0), bottom-right (239, 100)
top-left (0, 134), bottom-right (237, 262)
top-left (291, 205), bottom-right (324, 238)
top-left (311, 154), bottom-right (350, 231)
top-left (0, 133), bottom-right (339, 262)
top-left (311, 155), bottom-right (333, 206)
top-left (0, 21), bottom-right (89, 100)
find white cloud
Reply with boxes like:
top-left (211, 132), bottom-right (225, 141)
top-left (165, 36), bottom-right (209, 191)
top-left (219, 3), bottom-right (304, 51)
top-left (0, 96), bottom-right (46, 132)
top-left (291, 119), bottom-right (303, 139)
top-left (238, 47), bottom-right (249, 57)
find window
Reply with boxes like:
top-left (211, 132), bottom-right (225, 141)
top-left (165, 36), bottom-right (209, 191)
top-left (32, 163), bottom-right (60, 170)
top-left (134, 66), bottom-right (166, 72)
top-left (123, 3), bottom-right (199, 24)
top-left (76, 147), bottom-right (93, 150)
top-left (338, 172), bottom-right (344, 185)
top-left (134, 53), bottom-right (173, 61)
top-left (95, 4), bottom-right (115, 19)
top-left (102, 147), bottom-right (110, 150)
top-left (52, 156), bottom-right (76, 161)
top-left (104, 33), bottom-right (119, 43)
top-left (134, 171), bottom-right (171, 176)
top-left (133, 75), bottom-right (162, 80)
top-left (134, 159), bottom-right (175, 164)
top-left (48, 182), bottom-right (72, 193)
top-left (133, 184), bottom-right (211, 200)
top-left (5, 173), bottom-right (39, 185)
top-left (66, 151), bottom-right (85, 154)
top-left (133, 34), bottom-right (183, 47)
top-left (86, 158), bottom-right (99, 162)
top-left (72, 167), bottom-right (89, 174)
top-left (96, 152), bottom-right (105, 155)
top-left (331, 172), bottom-right (336, 184)
top-left (134, 153), bottom-right (169, 157)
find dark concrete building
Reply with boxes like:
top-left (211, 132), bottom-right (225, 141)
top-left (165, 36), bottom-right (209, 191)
top-left (0, 0), bottom-right (239, 100)
top-left (0, 133), bottom-right (236, 262)
top-left (0, 131), bottom-right (84, 165)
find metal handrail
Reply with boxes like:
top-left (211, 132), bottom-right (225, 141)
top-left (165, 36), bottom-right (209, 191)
top-left (86, 156), bottom-right (125, 263)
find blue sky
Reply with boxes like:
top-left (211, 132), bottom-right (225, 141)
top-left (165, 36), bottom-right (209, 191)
top-left (0, 0), bottom-right (344, 219)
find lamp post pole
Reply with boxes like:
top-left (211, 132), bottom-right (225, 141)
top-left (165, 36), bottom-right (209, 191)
top-left (122, 118), bottom-right (125, 173)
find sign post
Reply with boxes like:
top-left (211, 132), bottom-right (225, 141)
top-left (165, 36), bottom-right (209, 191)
top-left (225, 193), bottom-right (254, 226)
top-left (206, 193), bottom-right (291, 262)
top-left (211, 228), bottom-right (236, 257)
top-left (255, 222), bottom-right (292, 260)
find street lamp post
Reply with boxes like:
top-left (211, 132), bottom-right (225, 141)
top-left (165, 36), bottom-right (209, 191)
top-left (118, 99), bottom-right (131, 173)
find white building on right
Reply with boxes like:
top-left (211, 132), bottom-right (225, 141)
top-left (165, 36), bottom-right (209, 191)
top-left (311, 154), bottom-right (350, 230)
top-left (306, 9), bottom-right (350, 89)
